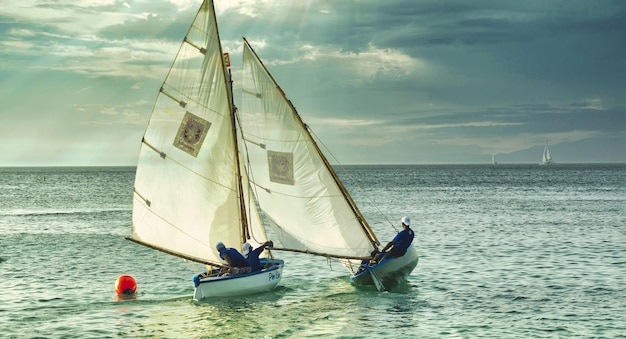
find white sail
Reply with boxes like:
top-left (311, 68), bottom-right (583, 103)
top-left (544, 145), bottom-right (552, 163)
top-left (239, 39), bottom-right (377, 259)
top-left (541, 142), bottom-right (552, 165)
top-left (131, 1), bottom-right (263, 265)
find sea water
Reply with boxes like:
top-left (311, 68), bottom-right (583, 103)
top-left (0, 164), bottom-right (624, 338)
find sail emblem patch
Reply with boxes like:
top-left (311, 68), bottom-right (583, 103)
top-left (268, 151), bottom-right (294, 185)
top-left (173, 112), bottom-right (211, 157)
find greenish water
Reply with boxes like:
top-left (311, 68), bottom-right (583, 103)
top-left (1, 164), bottom-right (624, 338)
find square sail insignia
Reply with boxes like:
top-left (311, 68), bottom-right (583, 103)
top-left (268, 151), bottom-right (295, 185)
top-left (173, 112), bottom-right (211, 157)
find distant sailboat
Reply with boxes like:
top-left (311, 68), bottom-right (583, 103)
top-left (492, 153), bottom-right (498, 166)
top-left (540, 142), bottom-right (553, 166)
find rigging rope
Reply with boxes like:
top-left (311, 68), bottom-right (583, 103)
top-left (308, 128), bottom-right (398, 232)
top-left (183, 259), bottom-right (203, 273)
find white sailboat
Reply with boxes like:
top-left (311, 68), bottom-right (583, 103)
top-left (540, 142), bottom-right (553, 166)
top-left (492, 153), bottom-right (498, 166)
top-left (239, 39), bottom-right (418, 291)
top-left (128, 0), bottom-right (283, 301)
top-left (129, 0), bottom-right (418, 297)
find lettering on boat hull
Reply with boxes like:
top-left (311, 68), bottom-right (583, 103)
top-left (268, 271), bottom-right (281, 282)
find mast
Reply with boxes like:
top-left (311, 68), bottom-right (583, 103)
top-left (228, 68), bottom-right (250, 243)
top-left (242, 38), bottom-right (379, 250)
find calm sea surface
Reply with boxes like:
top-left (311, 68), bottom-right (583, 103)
top-left (0, 164), bottom-right (624, 338)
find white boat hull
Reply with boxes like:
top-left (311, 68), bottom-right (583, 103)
top-left (192, 258), bottom-right (284, 300)
top-left (350, 245), bottom-right (418, 289)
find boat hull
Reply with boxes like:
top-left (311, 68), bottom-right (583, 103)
top-left (192, 258), bottom-right (284, 300)
top-left (350, 245), bottom-right (418, 289)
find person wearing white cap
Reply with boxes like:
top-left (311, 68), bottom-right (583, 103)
top-left (242, 240), bottom-right (274, 272)
top-left (378, 216), bottom-right (414, 263)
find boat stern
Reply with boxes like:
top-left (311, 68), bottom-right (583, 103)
top-left (193, 258), bottom-right (284, 300)
top-left (350, 245), bottom-right (419, 289)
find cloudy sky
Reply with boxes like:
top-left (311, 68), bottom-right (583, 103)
top-left (1, 0), bottom-right (624, 166)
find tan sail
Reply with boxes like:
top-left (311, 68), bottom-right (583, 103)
top-left (130, 1), bottom-right (265, 266)
top-left (239, 39), bottom-right (378, 259)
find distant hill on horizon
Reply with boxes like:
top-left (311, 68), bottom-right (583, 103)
top-left (491, 135), bottom-right (625, 164)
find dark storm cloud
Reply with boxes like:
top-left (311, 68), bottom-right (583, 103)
top-left (1, 0), bottom-right (623, 165)
top-left (312, 0), bottom-right (626, 90)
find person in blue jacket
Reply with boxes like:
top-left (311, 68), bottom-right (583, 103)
top-left (216, 242), bottom-right (251, 274)
top-left (242, 240), bottom-right (273, 272)
top-left (378, 216), bottom-right (414, 262)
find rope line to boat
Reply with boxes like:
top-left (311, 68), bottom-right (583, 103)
top-left (308, 128), bottom-right (399, 233)
top-left (184, 259), bottom-right (205, 273)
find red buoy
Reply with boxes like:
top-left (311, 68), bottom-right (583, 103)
top-left (115, 275), bottom-right (137, 295)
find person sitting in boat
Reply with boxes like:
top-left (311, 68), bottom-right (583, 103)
top-left (242, 240), bottom-right (273, 272)
top-left (357, 249), bottom-right (382, 273)
top-left (377, 216), bottom-right (414, 263)
top-left (216, 242), bottom-right (251, 275)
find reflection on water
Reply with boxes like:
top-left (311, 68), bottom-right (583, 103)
top-left (113, 275), bottom-right (423, 338)
top-left (1, 165), bottom-right (624, 338)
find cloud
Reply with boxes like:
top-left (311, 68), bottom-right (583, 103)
top-left (261, 42), bottom-right (423, 83)
top-left (0, 0), bottom-right (624, 165)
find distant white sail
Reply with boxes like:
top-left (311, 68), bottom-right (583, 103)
top-left (541, 142), bottom-right (553, 166)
